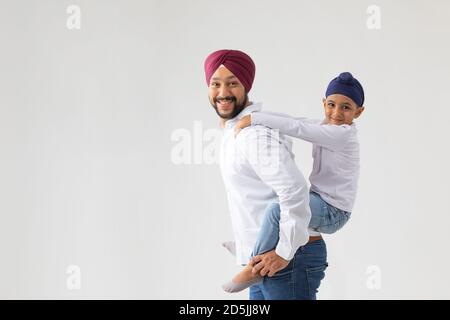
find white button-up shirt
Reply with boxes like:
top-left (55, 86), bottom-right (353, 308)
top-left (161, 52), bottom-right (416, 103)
top-left (220, 102), bottom-right (313, 264)
top-left (251, 111), bottom-right (360, 212)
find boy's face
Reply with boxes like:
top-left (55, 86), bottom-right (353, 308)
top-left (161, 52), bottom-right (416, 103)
top-left (322, 94), bottom-right (365, 125)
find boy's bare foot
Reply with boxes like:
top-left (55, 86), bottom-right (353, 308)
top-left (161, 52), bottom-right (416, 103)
top-left (222, 264), bottom-right (263, 293)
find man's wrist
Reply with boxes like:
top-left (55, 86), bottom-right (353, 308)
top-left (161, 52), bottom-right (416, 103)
top-left (275, 244), bottom-right (293, 262)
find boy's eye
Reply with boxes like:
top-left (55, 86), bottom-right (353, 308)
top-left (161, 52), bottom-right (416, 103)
top-left (327, 103), bottom-right (334, 107)
top-left (211, 82), bottom-right (219, 87)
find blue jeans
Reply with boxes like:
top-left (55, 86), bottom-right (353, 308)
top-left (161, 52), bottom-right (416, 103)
top-left (249, 192), bottom-right (349, 300)
top-left (249, 239), bottom-right (327, 300)
top-left (309, 191), bottom-right (351, 234)
top-left (252, 192), bottom-right (350, 257)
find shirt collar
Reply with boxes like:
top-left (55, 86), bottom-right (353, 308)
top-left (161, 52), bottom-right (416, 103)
top-left (224, 102), bottom-right (262, 129)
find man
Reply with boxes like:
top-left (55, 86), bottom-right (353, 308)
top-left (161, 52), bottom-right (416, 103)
top-left (205, 49), bottom-right (327, 300)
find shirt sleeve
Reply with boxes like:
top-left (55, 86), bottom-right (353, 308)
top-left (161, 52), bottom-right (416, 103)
top-left (251, 111), bottom-right (352, 151)
top-left (235, 126), bottom-right (311, 261)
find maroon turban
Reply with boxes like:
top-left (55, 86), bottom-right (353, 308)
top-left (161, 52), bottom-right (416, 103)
top-left (204, 49), bottom-right (256, 92)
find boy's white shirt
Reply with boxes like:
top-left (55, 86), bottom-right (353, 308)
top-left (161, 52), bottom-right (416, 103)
top-left (251, 111), bottom-right (360, 213)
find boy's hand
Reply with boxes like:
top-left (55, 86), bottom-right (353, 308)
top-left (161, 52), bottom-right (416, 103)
top-left (234, 114), bottom-right (252, 137)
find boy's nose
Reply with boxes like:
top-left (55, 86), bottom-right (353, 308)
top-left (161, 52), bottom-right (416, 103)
top-left (333, 108), bottom-right (343, 115)
top-left (332, 109), bottom-right (344, 119)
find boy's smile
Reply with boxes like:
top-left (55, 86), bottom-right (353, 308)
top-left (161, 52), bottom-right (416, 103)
top-left (323, 94), bottom-right (365, 125)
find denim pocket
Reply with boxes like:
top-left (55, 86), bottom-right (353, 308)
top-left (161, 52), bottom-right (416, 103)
top-left (306, 263), bottom-right (328, 297)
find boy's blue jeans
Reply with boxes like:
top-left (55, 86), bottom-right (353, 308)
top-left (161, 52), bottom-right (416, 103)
top-left (308, 191), bottom-right (351, 234)
top-left (249, 191), bottom-right (350, 300)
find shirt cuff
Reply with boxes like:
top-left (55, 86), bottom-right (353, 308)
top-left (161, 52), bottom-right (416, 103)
top-left (275, 242), bottom-right (295, 261)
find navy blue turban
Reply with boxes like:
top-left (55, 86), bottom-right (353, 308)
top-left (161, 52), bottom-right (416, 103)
top-left (326, 72), bottom-right (365, 107)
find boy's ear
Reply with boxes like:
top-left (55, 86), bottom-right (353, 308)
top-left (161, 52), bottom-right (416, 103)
top-left (322, 98), bottom-right (327, 107)
top-left (354, 106), bottom-right (365, 118)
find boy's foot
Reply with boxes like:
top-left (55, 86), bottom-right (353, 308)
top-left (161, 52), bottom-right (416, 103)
top-left (222, 264), bottom-right (263, 293)
top-left (222, 241), bottom-right (236, 257)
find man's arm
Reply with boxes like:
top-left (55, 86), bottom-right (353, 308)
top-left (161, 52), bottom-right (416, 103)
top-left (236, 127), bottom-right (311, 262)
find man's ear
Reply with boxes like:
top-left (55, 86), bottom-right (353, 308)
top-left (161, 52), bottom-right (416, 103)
top-left (354, 106), bottom-right (365, 119)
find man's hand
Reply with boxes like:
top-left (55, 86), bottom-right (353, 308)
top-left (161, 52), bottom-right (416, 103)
top-left (234, 114), bottom-right (252, 137)
top-left (250, 250), bottom-right (290, 277)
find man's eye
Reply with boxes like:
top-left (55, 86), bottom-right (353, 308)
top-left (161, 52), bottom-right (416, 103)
top-left (229, 82), bottom-right (237, 87)
top-left (211, 83), bottom-right (219, 87)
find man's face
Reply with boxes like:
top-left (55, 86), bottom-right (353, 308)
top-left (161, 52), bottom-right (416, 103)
top-left (208, 66), bottom-right (248, 120)
top-left (323, 94), bottom-right (365, 125)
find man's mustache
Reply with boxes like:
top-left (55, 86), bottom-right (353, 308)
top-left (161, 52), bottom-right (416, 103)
top-left (214, 96), bottom-right (237, 103)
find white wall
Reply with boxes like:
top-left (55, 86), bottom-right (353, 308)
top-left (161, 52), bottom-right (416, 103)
top-left (0, 0), bottom-right (449, 299)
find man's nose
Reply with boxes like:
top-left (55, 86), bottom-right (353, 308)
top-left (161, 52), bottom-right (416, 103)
top-left (218, 86), bottom-right (231, 97)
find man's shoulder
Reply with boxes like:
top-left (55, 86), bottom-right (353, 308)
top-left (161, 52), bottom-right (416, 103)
top-left (236, 124), bottom-right (281, 141)
top-left (235, 125), bottom-right (292, 152)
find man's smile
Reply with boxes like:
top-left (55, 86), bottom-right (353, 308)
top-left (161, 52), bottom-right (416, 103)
top-left (216, 97), bottom-right (236, 111)
top-left (218, 100), bottom-right (233, 109)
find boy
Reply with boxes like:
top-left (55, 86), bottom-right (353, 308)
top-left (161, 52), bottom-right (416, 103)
top-left (223, 72), bottom-right (365, 293)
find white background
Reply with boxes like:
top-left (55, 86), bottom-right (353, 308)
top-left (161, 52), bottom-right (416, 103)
top-left (0, 0), bottom-right (449, 299)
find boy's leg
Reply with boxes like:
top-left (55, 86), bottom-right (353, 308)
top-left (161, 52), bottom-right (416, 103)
top-left (309, 192), bottom-right (351, 234)
top-left (222, 202), bottom-right (281, 258)
top-left (223, 202), bottom-right (281, 293)
top-left (251, 202), bottom-right (281, 256)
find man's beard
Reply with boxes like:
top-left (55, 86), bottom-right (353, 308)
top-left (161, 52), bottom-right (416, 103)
top-left (210, 93), bottom-right (248, 120)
